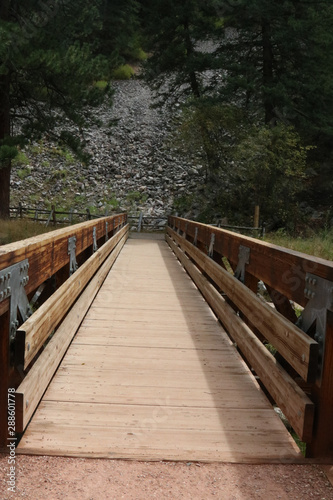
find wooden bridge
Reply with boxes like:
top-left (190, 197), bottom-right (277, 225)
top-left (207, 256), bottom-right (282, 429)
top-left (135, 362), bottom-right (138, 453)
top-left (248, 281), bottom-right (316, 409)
top-left (0, 215), bottom-right (332, 462)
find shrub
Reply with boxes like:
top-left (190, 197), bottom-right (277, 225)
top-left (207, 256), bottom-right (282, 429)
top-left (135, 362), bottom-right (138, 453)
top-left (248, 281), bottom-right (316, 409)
top-left (111, 64), bottom-right (135, 80)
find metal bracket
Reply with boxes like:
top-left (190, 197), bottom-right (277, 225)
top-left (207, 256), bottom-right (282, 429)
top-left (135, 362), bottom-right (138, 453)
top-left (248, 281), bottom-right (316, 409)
top-left (296, 273), bottom-right (333, 381)
top-left (193, 228), bottom-right (198, 247)
top-left (105, 222), bottom-right (109, 242)
top-left (0, 260), bottom-right (32, 342)
top-left (234, 245), bottom-right (250, 283)
top-left (68, 236), bottom-right (78, 276)
top-left (208, 233), bottom-right (215, 257)
top-left (93, 227), bottom-right (98, 253)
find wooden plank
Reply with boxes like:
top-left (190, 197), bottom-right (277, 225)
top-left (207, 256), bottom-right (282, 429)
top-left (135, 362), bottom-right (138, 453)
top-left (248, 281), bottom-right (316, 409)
top-left (16, 224), bottom-right (129, 369)
top-left (22, 401), bottom-right (291, 432)
top-left (18, 402), bottom-right (301, 463)
top-left (167, 228), bottom-right (318, 383)
top-left (0, 214), bottom-right (127, 306)
top-left (167, 234), bottom-right (315, 442)
top-left (308, 310), bottom-right (333, 458)
top-left (169, 216), bottom-right (333, 307)
top-left (17, 237), bottom-right (303, 463)
top-left (15, 230), bottom-right (128, 432)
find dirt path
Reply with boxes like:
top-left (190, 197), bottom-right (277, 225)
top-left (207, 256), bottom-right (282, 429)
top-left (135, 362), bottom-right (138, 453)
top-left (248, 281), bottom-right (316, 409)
top-left (1, 454), bottom-right (332, 500)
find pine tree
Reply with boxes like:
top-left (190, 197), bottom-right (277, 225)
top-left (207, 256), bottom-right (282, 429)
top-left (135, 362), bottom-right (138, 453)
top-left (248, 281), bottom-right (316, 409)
top-left (0, 0), bottom-right (109, 218)
top-left (141, 0), bottom-right (219, 103)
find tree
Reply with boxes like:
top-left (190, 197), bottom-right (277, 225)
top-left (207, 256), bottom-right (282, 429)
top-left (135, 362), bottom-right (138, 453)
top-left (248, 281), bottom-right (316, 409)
top-left (216, 1), bottom-right (333, 134)
top-left (0, 0), bottom-right (109, 218)
top-left (141, 0), bottom-right (219, 103)
top-left (141, 0), bottom-right (333, 223)
top-left (98, 0), bottom-right (141, 64)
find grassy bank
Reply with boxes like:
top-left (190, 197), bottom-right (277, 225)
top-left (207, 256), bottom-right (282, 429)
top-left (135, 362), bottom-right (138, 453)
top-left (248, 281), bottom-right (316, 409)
top-left (263, 229), bottom-right (333, 261)
top-left (0, 219), bottom-right (55, 246)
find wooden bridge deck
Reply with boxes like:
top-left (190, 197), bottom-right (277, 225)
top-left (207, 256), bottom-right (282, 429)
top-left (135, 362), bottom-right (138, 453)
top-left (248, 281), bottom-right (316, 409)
top-left (17, 235), bottom-right (303, 462)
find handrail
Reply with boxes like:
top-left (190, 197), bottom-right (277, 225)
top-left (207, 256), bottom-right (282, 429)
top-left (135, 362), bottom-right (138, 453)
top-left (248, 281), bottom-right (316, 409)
top-left (167, 216), bottom-right (333, 459)
top-left (0, 214), bottom-right (128, 450)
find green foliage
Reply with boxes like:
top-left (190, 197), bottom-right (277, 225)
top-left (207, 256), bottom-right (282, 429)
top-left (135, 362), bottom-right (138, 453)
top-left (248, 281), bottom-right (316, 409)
top-left (17, 167), bottom-right (31, 180)
top-left (51, 169), bottom-right (67, 180)
top-left (96, 0), bottom-right (141, 69)
top-left (12, 152), bottom-right (29, 166)
top-left (125, 191), bottom-right (148, 207)
top-left (0, 145), bottom-right (18, 166)
top-left (112, 64), bottom-right (135, 80)
top-left (142, 0), bottom-right (219, 102)
top-left (264, 228), bottom-right (333, 261)
top-left (95, 80), bottom-right (109, 90)
top-left (233, 124), bottom-right (311, 226)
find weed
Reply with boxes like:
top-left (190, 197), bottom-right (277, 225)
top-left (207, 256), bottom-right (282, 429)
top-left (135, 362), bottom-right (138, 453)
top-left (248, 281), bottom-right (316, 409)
top-left (12, 152), bottom-right (30, 167)
top-left (111, 64), bottom-right (135, 80)
top-left (51, 169), bottom-right (67, 180)
top-left (95, 80), bottom-right (109, 90)
top-left (17, 167), bottom-right (31, 180)
top-left (0, 219), bottom-right (54, 245)
top-left (264, 229), bottom-right (333, 260)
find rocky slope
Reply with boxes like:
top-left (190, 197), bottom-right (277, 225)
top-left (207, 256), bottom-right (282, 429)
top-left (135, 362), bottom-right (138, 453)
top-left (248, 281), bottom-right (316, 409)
top-left (10, 79), bottom-right (203, 221)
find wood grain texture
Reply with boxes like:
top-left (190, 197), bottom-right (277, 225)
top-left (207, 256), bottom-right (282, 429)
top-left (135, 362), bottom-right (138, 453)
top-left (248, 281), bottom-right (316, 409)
top-left (16, 224), bottom-right (129, 369)
top-left (166, 233), bottom-right (314, 443)
top-left (167, 227), bottom-right (318, 383)
top-left (0, 214), bottom-right (127, 309)
top-left (15, 230), bottom-right (128, 432)
top-left (17, 236), bottom-right (303, 463)
top-left (168, 216), bottom-right (333, 307)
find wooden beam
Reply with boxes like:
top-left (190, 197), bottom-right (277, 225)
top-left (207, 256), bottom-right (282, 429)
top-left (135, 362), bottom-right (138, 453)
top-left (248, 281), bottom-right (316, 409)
top-left (0, 214), bottom-right (127, 310)
top-left (166, 234), bottom-right (315, 442)
top-left (167, 228), bottom-right (318, 383)
top-left (0, 310), bottom-right (10, 450)
top-left (15, 230), bottom-right (128, 433)
top-left (168, 217), bottom-right (333, 308)
top-left (307, 310), bottom-right (333, 458)
top-left (16, 225), bottom-right (129, 370)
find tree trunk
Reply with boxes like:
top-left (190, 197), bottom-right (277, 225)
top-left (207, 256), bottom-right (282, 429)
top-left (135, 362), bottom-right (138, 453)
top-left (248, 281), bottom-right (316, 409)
top-left (183, 19), bottom-right (201, 99)
top-left (262, 19), bottom-right (275, 125)
top-left (0, 0), bottom-right (11, 219)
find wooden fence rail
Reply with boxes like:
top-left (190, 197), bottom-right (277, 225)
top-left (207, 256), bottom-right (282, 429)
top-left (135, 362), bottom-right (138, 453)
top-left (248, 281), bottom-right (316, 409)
top-left (9, 204), bottom-right (113, 225)
top-left (167, 216), bottom-right (333, 459)
top-left (0, 214), bottom-right (128, 450)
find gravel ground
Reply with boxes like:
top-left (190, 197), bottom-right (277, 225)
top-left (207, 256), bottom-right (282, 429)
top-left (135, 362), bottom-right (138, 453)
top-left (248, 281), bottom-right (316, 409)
top-left (1, 454), bottom-right (332, 500)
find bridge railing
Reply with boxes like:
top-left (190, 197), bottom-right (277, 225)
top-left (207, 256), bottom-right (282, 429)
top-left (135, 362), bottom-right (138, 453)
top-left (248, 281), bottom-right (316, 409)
top-left (167, 216), bottom-right (333, 459)
top-left (0, 214), bottom-right (128, 449)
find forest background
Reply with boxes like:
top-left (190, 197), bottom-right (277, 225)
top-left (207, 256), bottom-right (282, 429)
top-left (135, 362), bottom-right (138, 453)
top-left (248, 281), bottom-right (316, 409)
top-left (1, 0), bottom-right (333, 235)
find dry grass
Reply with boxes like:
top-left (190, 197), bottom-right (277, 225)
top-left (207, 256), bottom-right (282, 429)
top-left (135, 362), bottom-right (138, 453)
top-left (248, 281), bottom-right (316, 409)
top-left (0, 219), bottom-right (56, 246)
top-left (264, 229), bottom-right (333, 261)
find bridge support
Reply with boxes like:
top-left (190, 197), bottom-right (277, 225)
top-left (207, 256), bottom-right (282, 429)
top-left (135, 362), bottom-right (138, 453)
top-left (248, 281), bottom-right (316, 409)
top-left (0, 310), bottom-right (10, 450)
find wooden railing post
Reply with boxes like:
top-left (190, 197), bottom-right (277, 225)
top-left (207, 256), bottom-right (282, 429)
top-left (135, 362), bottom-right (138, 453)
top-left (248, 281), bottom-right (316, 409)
top-left (308, 310), bottom-right (333, 458)
top-left (0, 309), bottom-right (10, 451)
top-left (166, 216), bottom-right (333, 458)
top-left (52, 205), bottom-right (56, 226)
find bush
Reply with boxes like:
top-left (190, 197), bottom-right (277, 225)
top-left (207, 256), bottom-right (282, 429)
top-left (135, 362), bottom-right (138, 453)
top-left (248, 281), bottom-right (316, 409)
top-left (111, 64), bottom-right (135, 80)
